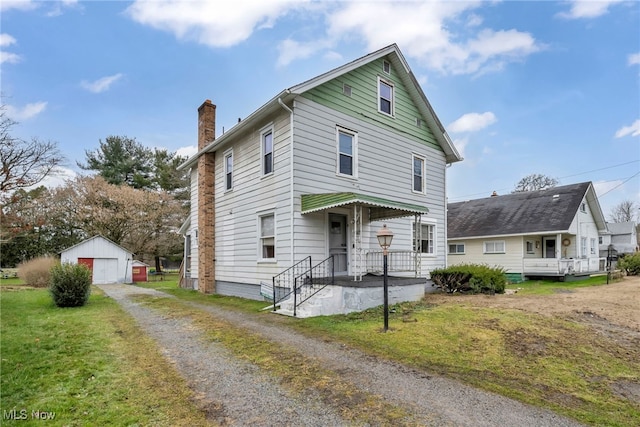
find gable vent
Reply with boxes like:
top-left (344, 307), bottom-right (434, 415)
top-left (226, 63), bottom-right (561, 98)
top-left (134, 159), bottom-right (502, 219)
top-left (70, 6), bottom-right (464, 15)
top-left (343, 83), bottom-right (352, 97)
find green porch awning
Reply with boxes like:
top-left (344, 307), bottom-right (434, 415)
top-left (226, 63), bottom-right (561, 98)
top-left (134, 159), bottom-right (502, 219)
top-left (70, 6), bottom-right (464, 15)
top-left (301, 192), bottom-right (428, 221)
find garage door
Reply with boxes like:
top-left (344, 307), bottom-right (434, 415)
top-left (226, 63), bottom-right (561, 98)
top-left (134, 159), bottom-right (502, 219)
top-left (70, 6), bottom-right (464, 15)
top-left (92, 258), bottom-right (119, 284)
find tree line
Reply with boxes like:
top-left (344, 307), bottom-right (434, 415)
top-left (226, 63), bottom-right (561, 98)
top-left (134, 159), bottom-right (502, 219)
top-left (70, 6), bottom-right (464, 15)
top-left (1, 107), bottom-right (189, 270)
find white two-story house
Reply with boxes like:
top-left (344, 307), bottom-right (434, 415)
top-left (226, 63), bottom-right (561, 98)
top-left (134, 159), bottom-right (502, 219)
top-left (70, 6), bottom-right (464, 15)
top-left (178, 44), bottom-right (462, 316)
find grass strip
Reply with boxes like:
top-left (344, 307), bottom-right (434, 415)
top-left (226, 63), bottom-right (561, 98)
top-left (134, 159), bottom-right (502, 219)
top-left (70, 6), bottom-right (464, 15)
top-left (0, 287), bottom-right (211, 427)
top-left (134, 294), bottom-right (419, 426)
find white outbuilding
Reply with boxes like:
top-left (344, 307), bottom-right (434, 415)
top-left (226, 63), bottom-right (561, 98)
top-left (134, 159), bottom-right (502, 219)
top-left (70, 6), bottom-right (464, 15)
top-left (60, 235), bottom-right (133, 284)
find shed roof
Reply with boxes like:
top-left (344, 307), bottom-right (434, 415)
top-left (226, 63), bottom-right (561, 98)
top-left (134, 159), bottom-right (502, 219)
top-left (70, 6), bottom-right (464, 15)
top-left (60, 235), bottom-right (133, 255)
top-left (448, 182), bottom-right (607, 239)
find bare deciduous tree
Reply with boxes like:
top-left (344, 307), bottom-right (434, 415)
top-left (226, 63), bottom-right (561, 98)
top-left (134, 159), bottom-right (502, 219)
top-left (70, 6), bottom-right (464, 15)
top-left (512, 174), bottom-right (558, 193)
top-left (0, 109), bottom-right (64, 195)
top-left (608, 200), bottom-right (639, 223)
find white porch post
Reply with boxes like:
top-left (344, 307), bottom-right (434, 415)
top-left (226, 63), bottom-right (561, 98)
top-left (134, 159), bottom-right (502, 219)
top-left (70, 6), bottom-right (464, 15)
top-left (353, 205), bottom-right (363, 281)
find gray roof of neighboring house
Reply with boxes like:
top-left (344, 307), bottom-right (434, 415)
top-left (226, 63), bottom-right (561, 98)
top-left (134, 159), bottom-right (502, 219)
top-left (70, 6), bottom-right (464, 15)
top-left (606, 221), bottom-right (636, 235)
top-left (448, 182), bottom-right (605, 239)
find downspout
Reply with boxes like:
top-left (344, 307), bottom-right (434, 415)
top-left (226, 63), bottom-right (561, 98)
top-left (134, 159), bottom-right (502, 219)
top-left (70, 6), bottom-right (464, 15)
top-left (278, 95), bottom-right (295, 267)
top-left (444, 163), bottom-right (452, 269)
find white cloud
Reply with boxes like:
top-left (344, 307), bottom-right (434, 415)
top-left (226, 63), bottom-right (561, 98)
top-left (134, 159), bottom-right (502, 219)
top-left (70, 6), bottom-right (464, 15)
top-left (27, 167), bottom-right (77, 191)
top-left (557, 0), bottom-right (624, 19)
top-left (0, 51), bottom-right (22, 64)
top-left (277, 38), bottom-right (333, 67)
top-left (628, 52), bottom-right (640, 66)
top-left (0, 34), bottom-right (16, 47)
top-left (5, 102), bottom-right (47, 121)
top-left (0, 33), bottom-right (21, 64)
top-left (0, 0), bottom-right (37, 12)
top-left (323, 2), bottom-right (542, 76)
top-left (614, 119), bottom-right (640, 138)
top-left (175, 145), bottom-right (198, 158)
top-left (126, 0), bottom-right (303, 48)
top-left (80, 73), bottom-right (124, 93)
top-left (448, 112), bottom-right (497, 133)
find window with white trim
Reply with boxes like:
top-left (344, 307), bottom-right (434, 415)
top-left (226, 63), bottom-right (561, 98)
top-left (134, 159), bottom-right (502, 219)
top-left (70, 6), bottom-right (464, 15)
top-left (412, 154), bottom-right (425, 193)
top-left (581, 237), bottom-right (587, 257)
top-left (526, 241), bottom-right (534, 253)
top-left (337, 128), bottom-right (357, 177)
top-left (383, 60), bottom-right (391, 74)
top-left (483, 241), bottom-right (505, 254)
top-left (413, 223), bottom-right (435, 254)
top-left (378, 77), bottom-right (394, 116)
top-left (448, 243), bottom-right (465, 254)
top-left (224, 150), bottom-right (233, 191)
top-left (590, 238), bottom-right (596, 254)
top-left (259, 213), bottom-right (275, 260)
top-left (262, 129), bottom-right (273, 176)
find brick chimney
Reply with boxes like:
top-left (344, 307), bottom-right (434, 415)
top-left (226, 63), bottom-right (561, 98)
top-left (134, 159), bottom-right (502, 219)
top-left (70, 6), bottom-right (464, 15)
top-left (197, 100), bottom-right (216, 294)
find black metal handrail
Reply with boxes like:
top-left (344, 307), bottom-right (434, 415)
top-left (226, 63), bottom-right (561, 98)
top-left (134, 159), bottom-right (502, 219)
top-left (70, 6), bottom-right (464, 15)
top-left (272, 256), bottom-right (312, 311)
top-left (293, 255), bottom-right (334, 317)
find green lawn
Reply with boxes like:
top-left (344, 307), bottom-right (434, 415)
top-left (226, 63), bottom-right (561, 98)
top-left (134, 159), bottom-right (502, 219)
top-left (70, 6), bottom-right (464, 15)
top-left (0, 286), bottom-right (211, 426)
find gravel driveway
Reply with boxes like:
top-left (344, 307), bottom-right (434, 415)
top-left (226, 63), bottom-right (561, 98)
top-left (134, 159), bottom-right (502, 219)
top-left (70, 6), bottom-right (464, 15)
top-left (97, 283), bottom-right (585, 427)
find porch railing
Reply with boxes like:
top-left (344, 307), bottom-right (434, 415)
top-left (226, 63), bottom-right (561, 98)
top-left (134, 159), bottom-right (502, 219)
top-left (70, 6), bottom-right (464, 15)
top-left (272, 256), bottom-right (312, 311)
top-left (365, 250), bottom-right (417, 274)
top-left (292, 255), bottom-right (334, 317)
top-left (523, 257), bottom-right (605, 275)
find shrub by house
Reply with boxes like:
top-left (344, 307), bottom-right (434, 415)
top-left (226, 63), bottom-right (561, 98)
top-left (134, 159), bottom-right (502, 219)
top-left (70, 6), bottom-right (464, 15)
top-left (430, 264), bottom-right (507, 294)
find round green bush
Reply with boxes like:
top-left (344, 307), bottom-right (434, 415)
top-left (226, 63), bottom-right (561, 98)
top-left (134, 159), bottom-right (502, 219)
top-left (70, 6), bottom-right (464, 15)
top-left (618, 252), bottom-right (640, 276)
top-left (49, 263), bottom-right (92, 307)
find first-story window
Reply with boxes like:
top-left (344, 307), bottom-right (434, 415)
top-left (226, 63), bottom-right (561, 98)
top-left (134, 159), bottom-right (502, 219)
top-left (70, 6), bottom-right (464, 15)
top-left (259, 213), bottom-right (275, 260)
top-left (337, 128), bottom-right (357, 177)
top-left (449, 243), bottom-right (465, 254)
top-left (412, 154), bottom-right (425, 193)
top-left (581, 237), bottom-right (587, 258)
top-left (483, 241), bottom-right (505, 254)
top-left (262, 129), bottom-right (273, 176)
top-left (413, 223), bottom-right (434, 254)
top-left (590, 238), bottom-right (596, 254)
top-left (224, 150), bottom-right (233, 191)
top-left (526, 241), bottom-right (534, 253)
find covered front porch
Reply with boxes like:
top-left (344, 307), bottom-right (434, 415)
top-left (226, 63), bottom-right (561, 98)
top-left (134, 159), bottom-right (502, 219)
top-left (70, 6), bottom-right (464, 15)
top-left (301, 192), bottom-right (428, 280)
top-left (522, 233), bottom-right (606, 280)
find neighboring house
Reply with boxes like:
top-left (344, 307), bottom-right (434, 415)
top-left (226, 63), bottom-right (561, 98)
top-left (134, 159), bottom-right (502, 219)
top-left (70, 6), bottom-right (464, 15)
top-left (60, 235), bottom-right (134, 284)
top-left (447, 182), bottom-right (608, 282)
top-left (599, 221), bottom-right (638, 259)
top-left (178, 44), bottom-right (462, 316)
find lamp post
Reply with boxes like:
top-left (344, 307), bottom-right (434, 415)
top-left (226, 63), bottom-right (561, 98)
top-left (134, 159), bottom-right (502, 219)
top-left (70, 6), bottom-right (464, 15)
top-left (376, 224), bottom-right (394, 332)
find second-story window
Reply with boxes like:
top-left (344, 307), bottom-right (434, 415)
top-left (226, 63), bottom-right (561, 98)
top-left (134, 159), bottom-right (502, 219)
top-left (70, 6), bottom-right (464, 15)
top-left (378, 77), bottom-right (394, 116)
top-left (262, 129), bottom-right (273, 176)
top-left (224, 150), bottom-right (233, 191)
top-left (337, 128), bottom-right (357, 178)
top-left (412, 154), bottom-right (425, 193)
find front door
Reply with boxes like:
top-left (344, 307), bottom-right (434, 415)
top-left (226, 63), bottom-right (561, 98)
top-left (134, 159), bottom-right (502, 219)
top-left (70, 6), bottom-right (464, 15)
top-left (544, 238), bottom-right (556, 259)
top-left (328, 214), bottom-right (348, 275)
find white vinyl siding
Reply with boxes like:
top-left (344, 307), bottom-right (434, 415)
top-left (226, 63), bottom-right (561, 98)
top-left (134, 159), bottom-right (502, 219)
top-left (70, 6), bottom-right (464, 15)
top-left (448, 236), bottom-right (524, 274)
top-left (293, 98), bottom-right (449, 273)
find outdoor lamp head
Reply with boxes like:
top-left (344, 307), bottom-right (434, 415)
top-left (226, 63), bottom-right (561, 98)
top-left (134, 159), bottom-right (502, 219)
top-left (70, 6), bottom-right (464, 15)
top-left (376, 224), bottom-right (394, 250)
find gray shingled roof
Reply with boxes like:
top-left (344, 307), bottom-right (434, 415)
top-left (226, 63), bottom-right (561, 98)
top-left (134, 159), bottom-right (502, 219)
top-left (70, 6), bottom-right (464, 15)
top-left (448, 182), bottom-right (592, 238)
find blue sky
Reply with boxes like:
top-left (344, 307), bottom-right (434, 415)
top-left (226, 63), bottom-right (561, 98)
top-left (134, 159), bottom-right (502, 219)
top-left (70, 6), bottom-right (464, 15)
top-left (2, 0), bottom-right (639, 218)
